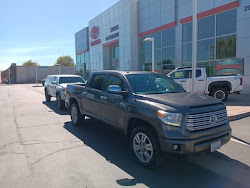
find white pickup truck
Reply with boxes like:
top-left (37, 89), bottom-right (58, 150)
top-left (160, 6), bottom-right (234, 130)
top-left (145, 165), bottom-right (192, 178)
top-left (44, 75), bottom-right (85, 109)
top-left (167, 67), bottom-right (243, 102)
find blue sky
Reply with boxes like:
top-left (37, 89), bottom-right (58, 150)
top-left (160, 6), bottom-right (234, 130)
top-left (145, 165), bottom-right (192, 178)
top-left (0, 0), bottom-right (119, 71)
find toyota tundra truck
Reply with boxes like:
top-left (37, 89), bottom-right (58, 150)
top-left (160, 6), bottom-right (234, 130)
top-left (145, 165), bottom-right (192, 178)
top-left (66, 71), bottom-right (231, 167)
top-left (168, 67), bottom-right (243, 102)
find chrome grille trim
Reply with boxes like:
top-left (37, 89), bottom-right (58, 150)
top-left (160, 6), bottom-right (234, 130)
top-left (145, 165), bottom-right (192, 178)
top-left (186, 109), bottom-right (228, 131)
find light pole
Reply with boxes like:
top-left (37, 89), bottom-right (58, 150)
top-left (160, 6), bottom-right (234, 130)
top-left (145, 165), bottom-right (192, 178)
top-left (144, 38), bottom-right (155, 72)
top-left (192, 0), bottom-right (198, 92)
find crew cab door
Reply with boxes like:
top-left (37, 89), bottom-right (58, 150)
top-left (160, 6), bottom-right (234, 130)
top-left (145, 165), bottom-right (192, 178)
top-left (99, 74), bottom-right (127, 128)
top-left (169, 69), bottom-right (206, 93)
top-left (81, 74), bottom-right (105, 118)
top-left (193, 69), bottom-right (206, 93)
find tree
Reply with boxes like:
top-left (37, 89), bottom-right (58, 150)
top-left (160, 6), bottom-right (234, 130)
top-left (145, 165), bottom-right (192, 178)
top-left (54, 56), bottom-right (75, 67)
top-left (22, 60), bottom-right (38, 66)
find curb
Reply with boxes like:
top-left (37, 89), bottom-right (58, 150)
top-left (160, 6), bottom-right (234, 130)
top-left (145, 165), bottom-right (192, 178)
top-left (228, 112), bottom-right (250, 121)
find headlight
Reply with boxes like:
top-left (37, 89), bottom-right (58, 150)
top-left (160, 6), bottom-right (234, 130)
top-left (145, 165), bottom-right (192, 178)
top-left (157, 110), bottom-right (182, 127)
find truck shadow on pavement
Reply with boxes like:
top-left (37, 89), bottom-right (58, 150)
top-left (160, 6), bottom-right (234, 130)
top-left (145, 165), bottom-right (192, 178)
top-left (64, 118), bottom-right (249, 188)
top-left (42, 101), bottom-right (69, 115)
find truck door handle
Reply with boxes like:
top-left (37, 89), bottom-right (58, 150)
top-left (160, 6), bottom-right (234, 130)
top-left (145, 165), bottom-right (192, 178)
top-left (198, 80), bottom-right (204, 81)
top-left (180, 80), bottom-right (186, 83)
top-left (82, 91), bottom-right (87, 95)
top-left (101, 96), bottom-right (107, 100)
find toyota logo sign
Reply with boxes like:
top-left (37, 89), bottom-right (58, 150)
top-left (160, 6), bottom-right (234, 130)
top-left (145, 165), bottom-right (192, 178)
top-left (210, 115), bottom-right (218, 124)
top-left (90, 26), bottom-right (100, 40)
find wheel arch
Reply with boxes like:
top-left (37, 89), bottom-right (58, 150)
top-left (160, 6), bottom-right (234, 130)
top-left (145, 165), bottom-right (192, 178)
top-left (126, 118), bottom-right (158, 138)
top-left (208, 81), bottom-right (232, 93)
top-left (69, 97), bottom-right (78, 108)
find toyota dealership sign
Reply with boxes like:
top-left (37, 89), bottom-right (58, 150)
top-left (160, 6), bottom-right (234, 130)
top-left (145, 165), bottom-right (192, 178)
top-left (90, 26), bottom-right (100, 40)
top-left (90, 26), bottom-right (101, 47)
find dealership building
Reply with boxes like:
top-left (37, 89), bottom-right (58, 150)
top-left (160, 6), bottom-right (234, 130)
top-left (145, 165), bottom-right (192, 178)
top-left (75, 0), bottom-right (250, 93)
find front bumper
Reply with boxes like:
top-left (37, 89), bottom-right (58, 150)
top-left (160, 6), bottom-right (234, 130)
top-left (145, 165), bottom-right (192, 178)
top-left (159, 127), bottom-right (231, 155)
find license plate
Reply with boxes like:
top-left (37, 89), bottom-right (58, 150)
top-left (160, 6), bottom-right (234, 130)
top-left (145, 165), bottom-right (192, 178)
top-left (211, 140), bottom-right (221, 152)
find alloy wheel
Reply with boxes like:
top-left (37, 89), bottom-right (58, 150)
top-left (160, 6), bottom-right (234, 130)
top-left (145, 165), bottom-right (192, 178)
top-left (133, 132), bottom-right (153, 163)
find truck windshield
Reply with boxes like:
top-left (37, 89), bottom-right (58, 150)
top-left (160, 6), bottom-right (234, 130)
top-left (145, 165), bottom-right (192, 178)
top-left (126, 74), bottom-right (186, 95)
top-left (59, 77), bottom-right (85, 84)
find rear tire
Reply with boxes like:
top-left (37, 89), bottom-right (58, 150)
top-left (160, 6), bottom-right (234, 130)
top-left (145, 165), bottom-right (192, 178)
top-left (130, 126), bottom-right (161, 168)
top-left (45, 90), bottom-right (51, 103)
top-left (210, 87), bottom-right (228, 102)
top-left (70, 103), bottom-right (84, 126)
top-left (56, 94), bottom-right (64, 109)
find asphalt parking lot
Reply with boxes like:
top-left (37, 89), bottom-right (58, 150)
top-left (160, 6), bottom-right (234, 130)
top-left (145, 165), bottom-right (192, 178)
top-left (0, 84), bottom-right (249, 188)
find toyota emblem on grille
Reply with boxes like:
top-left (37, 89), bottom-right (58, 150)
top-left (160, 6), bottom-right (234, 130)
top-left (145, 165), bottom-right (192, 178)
top-left (210, 115), bottom-right (218, 124)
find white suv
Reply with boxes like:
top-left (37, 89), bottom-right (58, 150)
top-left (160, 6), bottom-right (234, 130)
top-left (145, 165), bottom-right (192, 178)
top-left (44, 75), bottom-right (85, 109)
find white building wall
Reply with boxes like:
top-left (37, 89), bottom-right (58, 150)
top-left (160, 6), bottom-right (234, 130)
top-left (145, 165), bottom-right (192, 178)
top-left (88, 0), bottom-right (138, 72)
top-left (237, 0), bottom-right (250, 94)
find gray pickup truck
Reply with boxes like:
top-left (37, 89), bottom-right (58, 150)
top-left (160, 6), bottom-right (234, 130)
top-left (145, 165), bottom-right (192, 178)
top-left (66, 71), bottom-right (231, 167)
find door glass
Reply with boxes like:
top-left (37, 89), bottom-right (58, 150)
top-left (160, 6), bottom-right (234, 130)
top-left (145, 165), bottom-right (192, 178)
top-left (184, 70), bottom-right (202, 78)
top-left (89, 74), bottom-right (105, 90)
top-left (106, 75), bottom-right (125, 91)
top-left (54, 77), bottom-right (58, 84)
top-left (171, 71), bottom-right (185, 79)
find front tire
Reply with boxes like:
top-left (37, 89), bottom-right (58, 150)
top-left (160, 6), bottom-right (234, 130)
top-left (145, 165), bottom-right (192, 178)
top-left (70, 103), bottom-right (84, 126)
top-left (130, 126), bottom-right (161, 168)
top-left (45, 90), bottom-right (51, 103)
top-left (210, 87), bottom-right (228, 102)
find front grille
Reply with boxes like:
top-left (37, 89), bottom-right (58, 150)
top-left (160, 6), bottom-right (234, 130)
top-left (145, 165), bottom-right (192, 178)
top-left (186, 109), bottom-right (228, 131)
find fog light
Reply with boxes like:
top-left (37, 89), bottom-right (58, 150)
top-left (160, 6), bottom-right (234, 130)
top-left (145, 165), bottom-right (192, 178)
top-left (173, 145), bottom-right (178, 150)
top-left (172, 144), bottom-right (181, 152)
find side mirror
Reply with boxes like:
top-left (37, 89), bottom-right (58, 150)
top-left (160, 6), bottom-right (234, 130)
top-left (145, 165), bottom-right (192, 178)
top-left (108, 85), bottom-right (127, 96)
top-left (52, 81), bottom-right (57, 85)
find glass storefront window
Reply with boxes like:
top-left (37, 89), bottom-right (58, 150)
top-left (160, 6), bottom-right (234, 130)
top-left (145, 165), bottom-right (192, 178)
top-left (162, 27), bottom-right (175, 47)
top-left (197, 61), bottom-right (216, 76)
top-left (140, 52), bottom-right (145, 67)
top-left (85, 52), bottom-right (89, 62)
top-left (155, 49), bottom-right (162, 66)
top-left (141, 51), bottom-right (152, 68)
top-left (140, 37), bottom-right (146, 52)
top-left (151, 32), bottom-right (162, 50)
top-left (182, 43), bottom-right (192, 63)
top-left (216, 34), bottom-right (236, 59)
top-left (145, 51), bottom-right (152, 67)
top-left (216, 9), bottom-right (237, 36)
top-left (114, 46), bottom-right (119, 59)
top-left (198, 15), bottom-right (215, 40)
top-left (76, 55), bottom-right (81, 72)
top-left (197, 38), bottom-right (215, 61)
top-left (182, 9), bottom-right (238, 76)
top-left (182, 22), bottom-right (192, 43)
top-left (80, 53), bottom-right (85, 64)
top-left (162, 46), bottom-right (175, 65)
top-left (140, 27), bottom-right (176, 73)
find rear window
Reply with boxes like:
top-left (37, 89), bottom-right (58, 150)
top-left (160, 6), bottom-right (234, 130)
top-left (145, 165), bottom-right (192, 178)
top-left (59, 77), bottom-right (84, 84)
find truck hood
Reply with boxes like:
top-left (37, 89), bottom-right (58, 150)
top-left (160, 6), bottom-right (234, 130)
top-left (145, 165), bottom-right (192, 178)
top-left (137, 92), bottom-right (222, 108)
